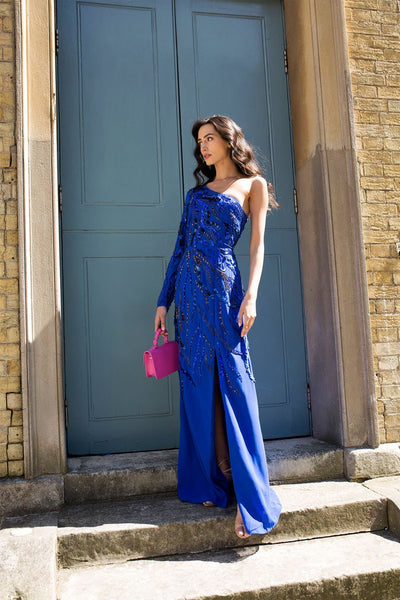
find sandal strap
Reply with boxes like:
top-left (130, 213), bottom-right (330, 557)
top-left (217, 457), bottom-right (232, 473)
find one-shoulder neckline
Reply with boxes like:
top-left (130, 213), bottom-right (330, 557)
top-left (200, 185), bottom-right (248, 219)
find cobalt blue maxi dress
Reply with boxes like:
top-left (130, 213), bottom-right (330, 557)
top-left (157, 184), bottom-right (282, 534)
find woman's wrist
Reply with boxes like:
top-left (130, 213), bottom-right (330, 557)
top-left (244, 290), bottom-right (257, 301)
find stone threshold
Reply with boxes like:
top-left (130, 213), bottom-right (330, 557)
top-left (1, 437), bottom-right (400, 518)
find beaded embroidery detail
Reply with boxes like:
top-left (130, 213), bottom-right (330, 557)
top-left (157, 186), bottom-right (255, 385)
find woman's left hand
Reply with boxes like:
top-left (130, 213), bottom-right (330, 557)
top-left (238, 294), bottom-right (257, 337)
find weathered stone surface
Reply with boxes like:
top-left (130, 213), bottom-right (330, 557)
top-left (345, 442), bottom-right (400, 480)
top-left (65, 438), bottom-right (344, 505)
top-left (57, 480), bottom-right (387, 568)
top-left (0, 475), bottom-right (64, 517)
top-left (56, 531), bottom-right (400, 600)
top-left (265, 437), bottom-right (344, 483)
top-left (65, 449), bottom-right (179, 504)
top-left (363, 475), bottom-right (400, 537)
top-left (0, 512), bottom-right (58, 600)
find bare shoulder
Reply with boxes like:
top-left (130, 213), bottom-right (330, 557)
top-left (248, 176), bottom-right (269, 212)
top-left (249, 175), bottom-right (268, 195)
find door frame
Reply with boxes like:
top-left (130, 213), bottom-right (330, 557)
top-left (15, 0), bottom-right (378, 478)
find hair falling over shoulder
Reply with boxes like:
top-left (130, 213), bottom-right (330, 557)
top-left (191, 114), bottom-right (279, 211)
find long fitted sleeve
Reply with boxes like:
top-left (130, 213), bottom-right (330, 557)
top-left (157, 190), bottom-right (190, 311)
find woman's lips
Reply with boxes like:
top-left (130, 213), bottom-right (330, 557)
top-left (203, 154), bottom-right (211, 160)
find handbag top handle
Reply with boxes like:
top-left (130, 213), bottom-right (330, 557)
top-left (152, 328), bottom-right (169, 348)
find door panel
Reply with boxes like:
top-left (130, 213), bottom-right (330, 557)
top-left (62, 231), bottom-right (180, 453)
top-left (176, 0), bottom-right (310, 438)
top-left (57, 0), bottom-right (182, 454)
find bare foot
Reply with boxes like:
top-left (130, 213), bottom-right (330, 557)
top-left (203, 501), bottom-right (216, 507)
top-left (235, 504), bottom-right (250, 538)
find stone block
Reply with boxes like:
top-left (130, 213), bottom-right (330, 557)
top-left (6, 294), bottom-right (19, 309)
top-left (2, 16), bottom-right (13, 33)
top-left (363, 163), bottom-right (383, 176)
top-left (4, 213), bottom-right (16, 229)
top-left (350, 8), bottom-right (373, 22)
top-left (377, 83), bottom-right (400, 96)
top-left (363, 475), bottom-right (400, 537)
top-left (370, 314), bottom-right (398, 328)
top-left (0, 278), bottom-right (17, 294)
top-left (386, 414), bottom-right (400, 428)
top-left (346, 0), bottom-right (378, 8)
top-left (8, 425), bottom-right (22, 443)
top-left (355, 85), bottom-right (378, 99)
top-left (0, 442), bottom-right (6, 462)
top-left (380, 371), bottom-right (400, 385)
top-left (387, 74), bottom-right (400, 86)
top-left (7, 442), bottom-right (22, 460)
top-left (7, 359), bottom-right (20, 376)
top-left (0, 408), bottom-right (10, 426)
top-left (375, 297), bottom-right (395, 310)
top-left (351, 72), bottom-right (385, 86)
top-left (378, 355), bottom-right (399, 370)
top-left (387, 428), bottom-right (400, 443)
top-left (385, 164), bottom-right (400, 177)
top-left (6, 392), bottom-right (21, 410)
top-left (357, 109), bottom-right (380, 124)
top-left (388, 100), bottom-right (400, 112)
top-left (0, 512), bottom-right (58, 600)
top-left (350, 57), bottom-right (376, 72)
top-left (377, 0), bottom-right (398, 11)
top-left (5, 260), bottom-right (18, 277)
top-left (0, 475), bottom-right (64, 517)
top-left (5, 229), bottom-right (17, 245)
top-left (384, 138), bottom-right (400, 150)
top-left (6, 326), bottom-right (19, 343)
top-left (345, 442), bottom-right (400, 480)
top-left (0, 343), bottom-right (19, 359)
top-left (0, 360), bottom-right (8, 377)
top-left (7, 460), bottom-right (23, 477)
top-left (363, 137), bottom-right (384, 149)
top-left (381, 384), bottom-right (400, 398)
top-left (11, 410), bottom-right (22, 426)
top-left (383, 399), bottom-right (400, 414)
top-left (0, 375), bottom-right (20, 393)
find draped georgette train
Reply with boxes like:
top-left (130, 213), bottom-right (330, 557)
top-left (157, 185), bottom-right (282, 534)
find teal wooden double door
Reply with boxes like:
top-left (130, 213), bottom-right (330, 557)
top-left (56, 0), bottom-right (311, 455)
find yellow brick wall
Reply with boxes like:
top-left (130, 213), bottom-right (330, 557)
top-left (345, 0), bottom-right (400, 444)
top-left (0, 0), bottom-right (22, 479)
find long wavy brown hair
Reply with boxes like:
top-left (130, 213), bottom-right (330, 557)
top-left (191, 115), bottom-right (278, 211)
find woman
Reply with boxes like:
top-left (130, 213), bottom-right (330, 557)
top-left (154, 115), bottom-right (282, 538)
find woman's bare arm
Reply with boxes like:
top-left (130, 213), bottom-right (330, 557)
top-left (237, 177), bottom-right (269, 337)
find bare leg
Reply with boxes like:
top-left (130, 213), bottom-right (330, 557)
top-left (213, 356), bottom-right (232, 482)
top-left (213, 359), bottom-right (250, 537)
top-left (203, 356), bottom-right (231, 507)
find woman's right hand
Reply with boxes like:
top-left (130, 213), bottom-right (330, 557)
top-left (155, 305), bottom-right (167, 335)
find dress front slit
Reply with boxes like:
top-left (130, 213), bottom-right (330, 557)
top-left (157, 185), bottom-right (282, 534)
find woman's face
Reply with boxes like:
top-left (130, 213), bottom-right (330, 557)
top-left (197, 124), bottom-right (230, 167)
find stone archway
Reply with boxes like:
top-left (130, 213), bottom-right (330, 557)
top-left (15, 0), bottom-right (378, 478)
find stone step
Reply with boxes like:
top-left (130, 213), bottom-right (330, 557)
top-left (57, 479), bottom-right (387, 568)
top-left (56, 530), bottom-right (400, 600)
top-left (65, 437), bottom-right (343, 504)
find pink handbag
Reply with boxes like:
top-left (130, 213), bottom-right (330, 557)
top-left (143, 328), bottom-right (179, 379)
